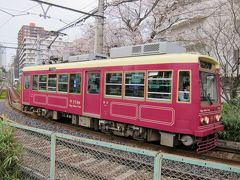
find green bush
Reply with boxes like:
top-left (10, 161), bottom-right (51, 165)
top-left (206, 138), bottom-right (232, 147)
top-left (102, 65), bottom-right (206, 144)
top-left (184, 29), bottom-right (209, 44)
top-left (0, 121), bottom-right (21, 179)
top-left (229, 97), bottom-right (240, 106)
top-left (0, 90), bottom-right (7, 99)
top-left (218, 103), bottom-right (240, 142)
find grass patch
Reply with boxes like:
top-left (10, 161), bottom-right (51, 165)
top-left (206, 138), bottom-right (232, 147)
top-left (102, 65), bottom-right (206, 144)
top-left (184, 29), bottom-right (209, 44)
top-left (0, 90), bottom-right (7, 99)
top-left (0, 121), bottom-right (21, 179)
top-left (218, 103), bottom-right (240, 142)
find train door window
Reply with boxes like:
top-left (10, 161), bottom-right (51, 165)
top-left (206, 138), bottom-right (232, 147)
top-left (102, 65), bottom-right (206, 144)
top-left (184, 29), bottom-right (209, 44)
top-left (24, 75), bottom-right (30, 89)
top-left (125, 72), bottom-right (145, 98)
top-left (105, 72), bottom-right (122, 96)
top-left (147, 71), bottom-right (172, 101)
top-left (69, 74), bottom-right (81, 94)
top-left (39, 75), bottom-right (47, 91)
top-left (58, 74), bottom-right (68, 93)
top-left (178, 71), bottom-right (191, 103)
top-left (88, 72), bottom-right (100, 94)
top-left (48, 74), bottom-right (57, 92)
top-left (32, 75), bottom-right (38, 90)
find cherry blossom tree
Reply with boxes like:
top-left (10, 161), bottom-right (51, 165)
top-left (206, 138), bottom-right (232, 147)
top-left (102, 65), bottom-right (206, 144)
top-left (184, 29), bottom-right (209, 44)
top-left (71, 0), bottom-right (194, 54)
top-left (198, 0), bottom-right (240, 101)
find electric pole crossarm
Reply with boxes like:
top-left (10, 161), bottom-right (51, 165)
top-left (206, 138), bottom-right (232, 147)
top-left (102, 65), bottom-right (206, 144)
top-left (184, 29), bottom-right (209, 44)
top-left (39, 3), bottom-right (51, 19)
top-left (30, 0), bottom-right (104, 18)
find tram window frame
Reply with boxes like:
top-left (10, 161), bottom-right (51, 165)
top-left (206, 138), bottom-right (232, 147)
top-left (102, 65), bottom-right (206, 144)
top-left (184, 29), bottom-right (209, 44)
top-left (32, 75), bottom-right (38, 90)
top-left (48, 74), bottom-right (57, 92)
top-left (24, 75), bottom-right (30, 90)
top-left (58, 74), bottom-right (69, 93)
top-left (88, 72), bottom-right (100, 94)
top-left (105, 72), bottom-right (123, 97)
top-left (39, 74), bottom-right (47, 91)
top-left (147, 70), bottom-right (173, 102)
top-left (69, 73), bottom-right (81, 94)
top-left (124, 71), bottom-right (145, 99)
top-left (177, 70), bottom-right (191, 104)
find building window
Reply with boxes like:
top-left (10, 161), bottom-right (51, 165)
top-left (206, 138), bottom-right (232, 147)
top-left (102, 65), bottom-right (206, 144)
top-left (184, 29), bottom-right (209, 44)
top-left (48, 74), bottom-right (57, 92)
top-left (69, 74), bottom-right (81, 94)
top-left (88, 72), bottom-right (100, 94)
top-left (178, 71), bottom-right (191, 102)
top-left (39, 75), bottom-right (47, 91)
top-left (125, 72), bottom-right (145, 98)
top-left (32, 75), bottom-right (38, 90)
top-left (58, 74), bottom-right (68, 92)
top-left (105, 72), bottom-right (122, 96)
top-left (148, 71), bottom-right (172, 101)
top-left (24, 75), bottom-right (30, 89)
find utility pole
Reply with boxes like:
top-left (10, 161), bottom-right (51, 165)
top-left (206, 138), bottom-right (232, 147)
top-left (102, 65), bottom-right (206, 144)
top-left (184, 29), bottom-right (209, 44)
top-left (94, 0), bottom-right (104, 54)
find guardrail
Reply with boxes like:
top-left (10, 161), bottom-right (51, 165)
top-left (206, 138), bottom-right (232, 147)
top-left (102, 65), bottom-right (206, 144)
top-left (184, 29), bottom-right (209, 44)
top-left (3, 121), bottom-right (240, 180)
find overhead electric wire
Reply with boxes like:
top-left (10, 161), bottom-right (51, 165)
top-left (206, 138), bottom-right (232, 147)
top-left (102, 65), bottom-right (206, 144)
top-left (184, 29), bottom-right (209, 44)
top-left (0, 17), bottom-right (13, 29)
top-left (0, 45), bottom-right (40, 51)
top-left (44, 8), bottom-right (98, 49)
top-left (0, 3), bottom-right (40, 30)
top-left (57, 8), bottom-right (98, 32)
top-left (19, 4), bottom-right (40, 13)
top-left (0, 41), bottom-right (18, 45)
top-left (0, 1), bottom-right (99, 50)
top-left (0, 7), bottom-right (72, 25)
top-left (44, 2), bottom-right (99, 49)
top-left (56, 1), bottom-right (116, 33)
top-left (0, 6), bottom-right (22, 12)
top-left (0, 8), bottom-right (15, 16)
top-left (30, 0), bottom-right (103, 18)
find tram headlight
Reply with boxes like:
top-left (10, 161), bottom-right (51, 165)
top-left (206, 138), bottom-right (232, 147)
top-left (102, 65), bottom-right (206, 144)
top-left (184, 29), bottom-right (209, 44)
top-left (204, 116), bottom-right (209, 124)
top-left (215, 114), bottom-right (221, 122)
top-left (201, 116), bottom-right (209, 125)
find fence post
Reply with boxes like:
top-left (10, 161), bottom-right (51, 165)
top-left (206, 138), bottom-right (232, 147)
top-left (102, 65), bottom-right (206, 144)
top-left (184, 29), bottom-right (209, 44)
top-left (153, 152), bottom-right (162, 180)
top-left (50, 133), bottom-right (56, 180)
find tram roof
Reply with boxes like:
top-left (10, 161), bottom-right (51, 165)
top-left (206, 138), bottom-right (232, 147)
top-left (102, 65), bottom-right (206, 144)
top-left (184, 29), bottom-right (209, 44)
top-left (23, 53), bottom-right (219, 72)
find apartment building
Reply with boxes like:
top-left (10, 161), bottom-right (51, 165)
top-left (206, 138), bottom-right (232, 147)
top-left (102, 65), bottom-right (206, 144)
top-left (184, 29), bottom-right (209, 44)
top-left (17, 23), bottom-right (69, 77)
top-left (0, 45), bottom-right (6, 69)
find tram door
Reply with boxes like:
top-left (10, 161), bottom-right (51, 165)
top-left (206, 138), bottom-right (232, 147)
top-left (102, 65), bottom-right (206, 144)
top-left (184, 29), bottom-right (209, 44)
top-left (83, 71), bottom-right (101, 117)
top-left (22, 74), bottom-right (30, 104)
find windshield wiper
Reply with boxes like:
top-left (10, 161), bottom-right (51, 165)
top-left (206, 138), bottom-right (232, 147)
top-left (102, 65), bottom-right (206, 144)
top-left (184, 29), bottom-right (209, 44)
top-left (207, 94), bottom-right (213, 105)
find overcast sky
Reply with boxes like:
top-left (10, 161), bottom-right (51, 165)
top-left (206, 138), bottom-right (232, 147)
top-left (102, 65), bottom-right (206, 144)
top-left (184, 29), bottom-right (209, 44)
top-left (0, 0), bottom-right (98, 67)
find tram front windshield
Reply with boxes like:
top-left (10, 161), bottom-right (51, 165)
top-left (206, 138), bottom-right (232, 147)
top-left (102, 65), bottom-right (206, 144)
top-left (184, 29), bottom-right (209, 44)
top-left (200, 71), bottom-right (218, 104)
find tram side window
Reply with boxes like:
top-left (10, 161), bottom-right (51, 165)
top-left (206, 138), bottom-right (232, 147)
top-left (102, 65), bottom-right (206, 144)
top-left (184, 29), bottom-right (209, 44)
top-left (58, 74), bottom-right (68, 92)
top-left (88, 72), bottom-right (100, 94)
top-left (178, 71), bottom-right (191, 102)
top-left (125, 72), bottom-right (145, 98)
top-left (24, 75), bottom-right (30, 89)
top-left (32, 75), bottom-right (38, 90)
top-left (69, 74), bottom-right (81, 94)
top-left (148, 71), bottom-right (172, 101)
top-left (48, 74), bottom-right (57, 92)
top-left (39, 75), bottom-right (47, 91)
top-left (105, 72), bottom-right (122, 96)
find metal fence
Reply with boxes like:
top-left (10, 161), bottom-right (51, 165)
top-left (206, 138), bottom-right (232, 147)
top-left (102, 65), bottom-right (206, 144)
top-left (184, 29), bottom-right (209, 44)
top-left (5, 122), bottom-right (240, 180)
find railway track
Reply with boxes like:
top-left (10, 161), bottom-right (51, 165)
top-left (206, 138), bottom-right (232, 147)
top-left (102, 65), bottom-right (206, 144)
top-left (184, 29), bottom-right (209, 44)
top-left (8, 86), bottom-right (20, 108)
top-left (6, 87), bottom-right (240, 168)
top-left (215, 146), bottom-right (240, 155)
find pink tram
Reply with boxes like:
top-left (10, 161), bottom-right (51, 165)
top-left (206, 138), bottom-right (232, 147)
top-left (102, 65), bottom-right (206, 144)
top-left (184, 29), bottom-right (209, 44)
top-left (21, 53), bottom-right (224, 152)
